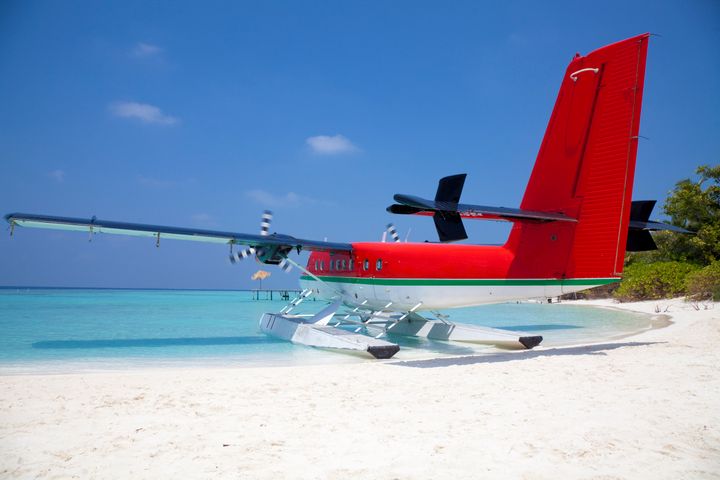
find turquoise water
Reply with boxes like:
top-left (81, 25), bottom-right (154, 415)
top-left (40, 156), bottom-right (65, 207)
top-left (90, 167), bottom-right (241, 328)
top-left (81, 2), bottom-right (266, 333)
top-left (0, 288), bottom-right (653, 373)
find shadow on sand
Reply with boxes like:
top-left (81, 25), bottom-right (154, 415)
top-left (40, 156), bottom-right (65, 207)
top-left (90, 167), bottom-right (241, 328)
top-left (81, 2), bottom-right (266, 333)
top-left (390, 341), bottom-right (663, 368)
top-left (32, 336), bottom-right (282, 349)
top-left (387, 335), bottom-right (481, 356)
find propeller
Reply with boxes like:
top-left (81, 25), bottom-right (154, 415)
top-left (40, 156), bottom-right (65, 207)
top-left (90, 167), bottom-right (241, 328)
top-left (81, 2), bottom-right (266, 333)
top-left (229, 245), bottom-right (256, 264)
top-left (227, 210), bottom-right (291, 273)
top-left (227, 210), bottom-right (273, 264)
top-left (386, 223), bottom-right (400, 243)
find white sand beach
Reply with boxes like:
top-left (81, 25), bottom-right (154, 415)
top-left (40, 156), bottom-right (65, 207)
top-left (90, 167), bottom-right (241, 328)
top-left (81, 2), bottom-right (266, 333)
top-left (1, 298), bottom-right (718, 479)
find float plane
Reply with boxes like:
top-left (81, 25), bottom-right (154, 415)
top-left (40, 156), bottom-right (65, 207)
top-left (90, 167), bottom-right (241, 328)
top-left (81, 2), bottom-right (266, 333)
top-left (5, 34), bottom-right (687, 359)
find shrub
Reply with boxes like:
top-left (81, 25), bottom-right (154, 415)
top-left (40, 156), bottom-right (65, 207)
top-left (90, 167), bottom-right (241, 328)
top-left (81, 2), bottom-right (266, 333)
top-left (686, 261), bottom-right (720, 301)
top-left (614, 261), bottom-right (699, 302)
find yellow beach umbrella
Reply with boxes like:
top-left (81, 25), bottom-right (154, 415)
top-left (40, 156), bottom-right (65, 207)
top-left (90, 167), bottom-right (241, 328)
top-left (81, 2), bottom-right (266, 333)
top-left (251, 270), bottom-right (271, 290)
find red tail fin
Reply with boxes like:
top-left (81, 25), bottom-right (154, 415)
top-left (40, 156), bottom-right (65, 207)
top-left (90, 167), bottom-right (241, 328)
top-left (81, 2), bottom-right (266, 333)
top-left (506, 34), bottom-right (649, 279)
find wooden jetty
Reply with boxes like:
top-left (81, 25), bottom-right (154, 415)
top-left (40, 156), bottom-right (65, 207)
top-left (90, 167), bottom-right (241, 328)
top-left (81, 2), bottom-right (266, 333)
top-left (251, 289), bottom-right (306, 301)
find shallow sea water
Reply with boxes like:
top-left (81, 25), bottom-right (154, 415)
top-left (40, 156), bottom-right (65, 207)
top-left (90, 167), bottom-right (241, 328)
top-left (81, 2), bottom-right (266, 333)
top-left (0, 288), bottom-right (654, 373)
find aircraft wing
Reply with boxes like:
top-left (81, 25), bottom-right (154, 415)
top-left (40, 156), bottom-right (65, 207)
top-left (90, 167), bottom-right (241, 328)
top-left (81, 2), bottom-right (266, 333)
top-left (5, 213), bottom-right (351, 259)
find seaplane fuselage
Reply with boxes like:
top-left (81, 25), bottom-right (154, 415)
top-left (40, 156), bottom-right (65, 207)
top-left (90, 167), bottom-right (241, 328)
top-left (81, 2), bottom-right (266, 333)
top-left (302, 243), bottom-right (618, 311)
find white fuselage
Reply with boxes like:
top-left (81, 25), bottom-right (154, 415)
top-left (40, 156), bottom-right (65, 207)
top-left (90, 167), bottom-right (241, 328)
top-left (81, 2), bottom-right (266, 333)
top-left (299, 277), bottom-right (609, 311)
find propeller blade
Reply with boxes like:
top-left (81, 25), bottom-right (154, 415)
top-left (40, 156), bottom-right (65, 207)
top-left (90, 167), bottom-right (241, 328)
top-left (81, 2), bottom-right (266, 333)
top-left (386, 223), bottom-right (400, 243)
top-left (260, 210), bottom-right (272, 236)
top-left (279, 258), bottom-right (293, 273)
top-left (228, 247), bottom-right (256, 265)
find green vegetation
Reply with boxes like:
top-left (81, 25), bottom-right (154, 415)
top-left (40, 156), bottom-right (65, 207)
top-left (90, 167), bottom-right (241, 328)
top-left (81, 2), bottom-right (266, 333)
top-left (613, 164), bottom-right (720, 302)
top-left (686, 261), bottom-right (720, 301)
top-left (614, 262), bottom-right (699, 302)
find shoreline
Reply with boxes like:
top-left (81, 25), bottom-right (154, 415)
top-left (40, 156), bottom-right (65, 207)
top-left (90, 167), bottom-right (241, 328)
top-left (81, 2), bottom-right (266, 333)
top-left (1, 298), bottom-right (718, 479)
top-left (556, 298), bottom-right (675, 342)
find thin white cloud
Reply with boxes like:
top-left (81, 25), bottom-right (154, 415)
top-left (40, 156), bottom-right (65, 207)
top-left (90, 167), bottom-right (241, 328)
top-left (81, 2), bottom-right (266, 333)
top-left (245, 189), bottom-right (318, 208)
top-left (131, 42), bottom-right (163, 58)
top-left (306, 134), bottom-right (358, 155)
top-left (48, 169), bottom-right (65, 183)
top-left (109, 101), bottom-right (178, 126)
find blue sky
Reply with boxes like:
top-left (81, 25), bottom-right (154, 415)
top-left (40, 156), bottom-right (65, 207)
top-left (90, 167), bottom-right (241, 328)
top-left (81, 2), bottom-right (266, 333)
top-left (1, 0), bottom-right (718, 289)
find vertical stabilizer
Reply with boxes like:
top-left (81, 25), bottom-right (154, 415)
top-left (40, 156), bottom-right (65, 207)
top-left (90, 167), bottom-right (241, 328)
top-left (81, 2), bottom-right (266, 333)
top-left (506, 34), bottom-right (649, 279)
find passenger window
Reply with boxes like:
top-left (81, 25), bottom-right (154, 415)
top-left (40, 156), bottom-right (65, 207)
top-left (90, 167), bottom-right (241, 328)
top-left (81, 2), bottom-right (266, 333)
top-left (336, 260), bottom-right (341, 271)
top-left (376, 259), bottom-right (383, 271)
top-left (349, 259), bottom-right (354, 271)
top-left (341, 260), bottom-right (346, 271)
top-left (314, 260), bottom-right (318, 271)
top-left (320, 261), bottom-right (324, 272)
top-left (329, 260), bottom-right (334, 272)
top-left (363, 259), bottom-right (369, 271)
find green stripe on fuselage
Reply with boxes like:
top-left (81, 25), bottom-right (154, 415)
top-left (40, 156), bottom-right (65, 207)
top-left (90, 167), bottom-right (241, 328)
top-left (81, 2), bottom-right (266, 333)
top-left (299, 276), bottom-right (620, 287)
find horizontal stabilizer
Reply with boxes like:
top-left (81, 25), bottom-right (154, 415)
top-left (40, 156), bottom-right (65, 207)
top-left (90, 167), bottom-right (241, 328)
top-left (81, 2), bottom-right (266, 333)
top-left (625, 200), bottom-right (692, 252)
top-left (387, 173), bottom-right (577, 243)
top-left (391, 194), bottom-right (578, 223)
top-left (629, 220), bottom-right (690, 234)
